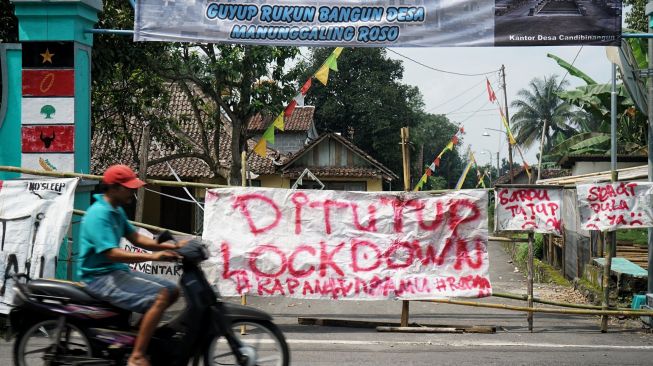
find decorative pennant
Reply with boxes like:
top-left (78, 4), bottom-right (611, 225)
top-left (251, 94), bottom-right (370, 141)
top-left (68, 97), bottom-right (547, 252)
top-left (272, 113), bottom-right (285, 131)
top-left (253, 139), bottom-right (267, 157)
top-left (315, 64), bottom-right (330, 86)
top-left (486, 78), bottom-right (497, 103)
top-left (262, 126), bottom-right (275, 144)
top-left (284, 99), bottom-right (297, 118)
top-left (300, 78), bottom-right (312, 95)
top-left (293, 93), bottom-right (305, 107)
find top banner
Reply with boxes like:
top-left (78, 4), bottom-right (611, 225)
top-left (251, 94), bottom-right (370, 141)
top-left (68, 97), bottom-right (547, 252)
top-left (134, 0), bottom-right (622, 47)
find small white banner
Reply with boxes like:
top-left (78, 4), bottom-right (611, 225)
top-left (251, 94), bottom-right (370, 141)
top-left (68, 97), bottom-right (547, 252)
top-left (202, 187), bottom-right (491, 300)
top-left (494, 187), bottom-right (563, 236)
top-left (120, 228), bottom-right (182, 282)
top-left (21, 97), bottom-right (75, 125)
top-left (578, 182), bottom-right (653, 231)
top-left (0, 178), bottom-right (78, 313)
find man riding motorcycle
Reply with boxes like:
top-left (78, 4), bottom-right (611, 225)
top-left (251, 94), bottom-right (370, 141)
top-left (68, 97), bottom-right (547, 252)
top-left (79, 164), bottom-right (186, 366)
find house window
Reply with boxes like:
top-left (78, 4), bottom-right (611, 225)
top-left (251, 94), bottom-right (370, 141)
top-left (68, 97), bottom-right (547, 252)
top-left (248, 179), bottom-right (261, 187)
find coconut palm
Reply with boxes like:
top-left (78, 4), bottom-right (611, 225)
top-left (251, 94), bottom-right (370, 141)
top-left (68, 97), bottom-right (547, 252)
top-left (510, 75), bottom-right (578, 154)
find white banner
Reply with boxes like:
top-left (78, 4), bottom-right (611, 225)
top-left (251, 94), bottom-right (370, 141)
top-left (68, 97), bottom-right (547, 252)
top-left (495, 187), bottom-right (563, 236)
top-left (134, 0), bottom-right (621, 47)
top-left (202, 188), bottom-right (491, 300)
top-left (0, 178), bottom-right (78, 313)
top-left (120, 228), bottom-right (182, 282)
top-left (578, 182), bottom-right (653, 231)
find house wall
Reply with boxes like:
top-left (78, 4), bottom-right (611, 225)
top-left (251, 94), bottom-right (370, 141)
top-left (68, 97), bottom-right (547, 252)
top-left (258, 175), bottom-right (383, 191)
top-left (571, 162), bottom-right (645, 176)
top-left (296, 138), bottom-right (368, 168)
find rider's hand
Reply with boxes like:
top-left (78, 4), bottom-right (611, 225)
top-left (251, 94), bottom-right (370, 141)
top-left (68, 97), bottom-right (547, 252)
top-left (151, 250), bottom-right (181, 262)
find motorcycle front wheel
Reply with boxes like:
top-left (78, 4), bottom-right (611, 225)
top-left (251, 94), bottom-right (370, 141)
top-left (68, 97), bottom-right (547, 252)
top-left (13, 319), bottom-right (92, 366)
top-left (204, 320), bottom-right (289, 366)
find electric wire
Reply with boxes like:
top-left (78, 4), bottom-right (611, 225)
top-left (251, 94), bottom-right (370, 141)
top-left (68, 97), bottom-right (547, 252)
top-left (428, 78), bottom-right (487, 110)
top-left (387, 49), bottom-right (501, 76)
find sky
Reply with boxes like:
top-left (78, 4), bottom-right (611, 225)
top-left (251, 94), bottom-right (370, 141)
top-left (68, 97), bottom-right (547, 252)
top-left (386, 45), bottom-right (614, 170)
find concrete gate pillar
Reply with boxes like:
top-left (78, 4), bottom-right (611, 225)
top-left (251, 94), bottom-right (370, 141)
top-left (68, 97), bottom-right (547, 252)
top-left (0, 0), bottom-right (103, 279)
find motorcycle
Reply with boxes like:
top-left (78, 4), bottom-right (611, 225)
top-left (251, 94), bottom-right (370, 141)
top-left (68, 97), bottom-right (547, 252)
top-left (8, 233), bottom-right (290, 366)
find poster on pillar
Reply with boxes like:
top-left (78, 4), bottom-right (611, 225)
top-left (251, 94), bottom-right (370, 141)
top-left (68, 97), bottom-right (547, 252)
top-left (0, 178), bottom-right (78, 314)
top-left (202, 187), bottom-right (491, 300)
top-left (577, 182), bottom-right (653, 231)
top-left (21, 154), bottom-right (75, 175)
top-left (134, 0), bottom-right (621, 47)
top-left (494, 187), bottom-right (563, 236)
top-left (21, 41), bottom-right (76, 176)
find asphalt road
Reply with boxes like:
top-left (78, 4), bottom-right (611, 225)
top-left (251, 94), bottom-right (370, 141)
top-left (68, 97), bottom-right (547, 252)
top-left (2, 242), bottom-right (652, 365)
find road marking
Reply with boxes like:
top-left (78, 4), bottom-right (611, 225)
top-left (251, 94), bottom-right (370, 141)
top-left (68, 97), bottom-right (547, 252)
top-left (283, 339), bottom-right (653, 350)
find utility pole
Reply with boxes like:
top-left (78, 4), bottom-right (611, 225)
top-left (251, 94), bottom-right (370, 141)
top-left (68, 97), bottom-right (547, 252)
top-left (646, 1), bottom-right (653, 296)
top-left (501, 65), bottom-right (514, 184)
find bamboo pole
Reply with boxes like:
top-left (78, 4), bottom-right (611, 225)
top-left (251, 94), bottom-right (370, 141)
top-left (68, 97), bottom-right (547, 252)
top-left (135, 124), bottom-right (150, 222)
top-left (491, 292), bottom-right (629, 311)
top-left (400, 127), bottom-right (411, 327)
top-left (0, 165), bottom-right (228, 189)
top-left (601, 231), bottom-right (614, 332)
top-left (527, 232), bottom-right (534, 331)
top-left (416, 299), bottom-right (653, 317)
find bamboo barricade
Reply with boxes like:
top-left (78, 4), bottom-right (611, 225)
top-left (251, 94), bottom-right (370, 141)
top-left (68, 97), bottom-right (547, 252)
top-left (0, 165), bottom-right (229, 189)
top-left (492, 292), bottom-right (631, 311)
top-left (417, 299), bottom-right (653, 317)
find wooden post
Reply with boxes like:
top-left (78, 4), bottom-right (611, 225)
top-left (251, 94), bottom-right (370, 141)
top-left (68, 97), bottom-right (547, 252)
top-left (400, 127), bottom-right (411, 327)
top-left (135, 124), bottom-right (150, 222)
top-left (241, 151), bottom-right (248, 335)
top-left (601, 231), bottom-right (614, 332)
top-left (527, 232), bottom-right (534, 332)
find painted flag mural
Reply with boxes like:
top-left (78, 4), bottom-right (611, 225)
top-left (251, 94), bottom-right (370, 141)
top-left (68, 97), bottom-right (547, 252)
top-left (21, 42), bottom-right (75, 174)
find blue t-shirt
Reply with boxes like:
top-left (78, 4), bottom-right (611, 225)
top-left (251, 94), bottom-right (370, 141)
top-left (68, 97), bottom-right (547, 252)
top-left (78, 194), bottom-right (136, 283)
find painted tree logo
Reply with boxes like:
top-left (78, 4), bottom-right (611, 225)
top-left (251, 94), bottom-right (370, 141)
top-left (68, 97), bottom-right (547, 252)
top-left (40, 105), bottom-right (56, 119)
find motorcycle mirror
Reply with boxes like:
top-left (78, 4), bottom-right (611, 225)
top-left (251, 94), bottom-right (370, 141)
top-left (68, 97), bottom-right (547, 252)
top-left (156, 230), bottom-right (175, 244)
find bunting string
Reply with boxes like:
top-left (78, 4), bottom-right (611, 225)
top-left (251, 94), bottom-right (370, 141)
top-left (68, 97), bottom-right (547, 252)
top-left (485, 77), bottom-right (531, 179)
top-left (413, 127), bottom-right (465, 191)
top-left (254, 47), bottom-right (344, 157)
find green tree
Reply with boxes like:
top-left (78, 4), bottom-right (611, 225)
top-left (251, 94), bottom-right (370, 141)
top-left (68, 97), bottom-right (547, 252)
top-left (623, 0), bottom-right (647, 32)
top-left (155, 44), bottom-right (301, 184)
top-left (302, 48), bottom-right (423, 181)
top-left (510, 75), bottom-right (577, 154)
top-left (91, 0), bottom-right (176, 170)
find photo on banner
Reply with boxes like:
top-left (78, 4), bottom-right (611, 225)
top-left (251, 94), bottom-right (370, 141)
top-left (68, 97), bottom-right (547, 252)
top-left (494, 187), bottom-right (563, 236)
top-left (0, 178), bottom-right (78, 314)
top-left (135, 0), bottom-right (621, 47)
top-left (202, 187), bottom-right (491, 300)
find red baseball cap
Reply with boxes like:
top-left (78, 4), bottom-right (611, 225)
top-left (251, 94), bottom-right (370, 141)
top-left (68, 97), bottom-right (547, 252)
top-left (103, 165), bottom-right (146, 189)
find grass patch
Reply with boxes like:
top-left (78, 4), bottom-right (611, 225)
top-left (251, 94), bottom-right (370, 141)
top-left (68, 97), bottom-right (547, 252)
top-left (617, 229), bottom-right (648, 245)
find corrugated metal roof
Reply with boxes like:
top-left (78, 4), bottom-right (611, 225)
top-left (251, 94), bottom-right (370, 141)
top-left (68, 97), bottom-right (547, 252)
top-left (537, 165), bottom-right (649, 185)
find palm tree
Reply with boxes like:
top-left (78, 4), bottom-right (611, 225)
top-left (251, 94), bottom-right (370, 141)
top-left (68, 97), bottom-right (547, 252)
top-left (510, 75), bottom-right (578, 153)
